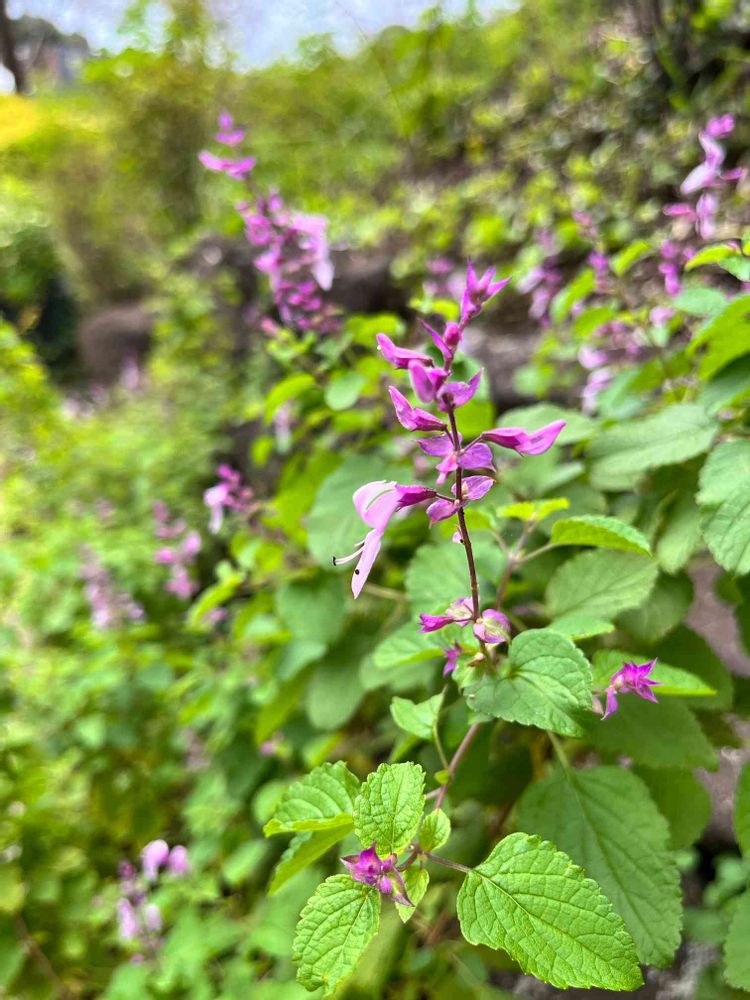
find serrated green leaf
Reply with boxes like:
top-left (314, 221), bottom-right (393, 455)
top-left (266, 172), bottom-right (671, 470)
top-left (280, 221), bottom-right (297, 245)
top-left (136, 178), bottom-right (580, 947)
top-left (466, 629), bottom-right (593, 737)
top-left (269, 827), bottom-right (351, 895)
top-left (518, 767), bottom-right (681, 966)
top-left (551, 515), bottom-right (651, 555)
top-left (419, 808), bottom-right (451, 852)
top-left (593, 697), bottom-right (717, 769)
top-left (697, 441), bottom-right (750, 507)
top-left (293, 875), bottom-right (380, 995)
top-left (701, 486), bottom-right (750, 575)
top-left (617, 573), bottom-right (693, 644)
top-left (656, 493), bottom-right (703, 574)
top-left (591, 649), bottom-right (716, 698)
top-left (396, 868), bottom-right (429, 923)
top-left (390, 693), bottom-right (443, 740)
top-left (735, 762), bottom-right (750, 857)
top-left (456, 832), bottom-right (642, 990)
top-left (264, 762), bottom-right (360, 836)
top-left (724, 891), bottom-right (750, 990)
top-left (547, 614), bottom-right (615, 640)
top-left (406, 540), bottom-right (503, 612)
top-left (635, 767), bottom-right (711, 850)
top-left (354, 763), bottom-right (425, 856)
top-left (499, 498), bottom-right (570, 522)
top-left (588, 404), bottom-right (717, 491)
top-left (653, 625), bottom-right (733, 711)
top-left (546, 550), bottom-right (657, 620)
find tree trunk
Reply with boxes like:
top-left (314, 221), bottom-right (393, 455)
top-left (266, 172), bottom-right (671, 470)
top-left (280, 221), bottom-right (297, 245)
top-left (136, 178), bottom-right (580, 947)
top-left (0, 0), bottom-right (27, 94)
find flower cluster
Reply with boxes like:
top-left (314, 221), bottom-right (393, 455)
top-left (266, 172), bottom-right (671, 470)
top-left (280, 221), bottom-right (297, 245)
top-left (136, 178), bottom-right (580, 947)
top-left (665, 114), bottom-right (744, 240)
top-left (80, 545), bottom-right (144, 630)
top-left (203, 464), bottom-right (256, 534)
top-left (341, 845), bottom-right (412, 906)
top-left (601, 659), bottom-right (661, 719)
top-left (200, 112), bottom-right (338, 335)
top-left (335, 261), bottom-right (565, 680)
top-left (153, 502), bottom-right (201, 599)
top-left (116, 840), bottom-right (189, 960)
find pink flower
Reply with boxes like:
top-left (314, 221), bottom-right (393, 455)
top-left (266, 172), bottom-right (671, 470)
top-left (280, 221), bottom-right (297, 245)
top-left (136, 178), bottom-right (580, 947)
top-left (168, 846), bottom-right (190, 876)
top-left (481, 419), bottom-right (565, 456)
top-left (442, 643), bottom-right (463, 675)
top-left (388, 387), bottom-right (447, 432)
top-left (376, 333), bottom-right (433, 370)
top-left (419, 597), bottom-right (473, 632)
top-left (341, 845), bottom-right (412, 906)
top-left (418, 433), bottom-right (493, 485)
top-left (602, 659), bottom-right (661, 719)
top-left (436, 370), bottom-right (483, 412)
top-left (198, 151), bottom-right (256, 179)
top-left (215, 111), bottom-right (246, 147)
top-left (142, 840), bottom-right (170, 882)
top-left (117, 899), bottom-right (139, 942)
top-left (408, 361), bottom-right (447, 403)
top-left (460, 260), bottom-right (510, 324)
top-left (472, 609), bottom-right (511, 644)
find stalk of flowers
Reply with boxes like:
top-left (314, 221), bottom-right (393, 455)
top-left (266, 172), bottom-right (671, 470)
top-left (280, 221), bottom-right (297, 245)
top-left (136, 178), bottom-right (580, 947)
top-left (152, 503), bottom-right (201, 599)
top-left (517, 230), bottom-right (563, 325)
top-left (664, 114), bottom-right (745, 241)
top-left (199, 112), bottom-right (338, 335)
top-left (203, 464), bottom-right (257, 534)
top-left (116, 841), bottom-right (189, 961)
top-left (79, 545), bottom-right (144, 630)
top-left (333, 260), bottom-right (565, 671)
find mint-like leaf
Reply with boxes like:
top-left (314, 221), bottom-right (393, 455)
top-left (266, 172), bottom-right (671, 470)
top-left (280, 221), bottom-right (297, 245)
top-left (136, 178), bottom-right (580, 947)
top-left (419, 808), bottom-right (451, 852)
top-left (390, 693), bottom-right (443, 740)
top-left (396, 868), bottom-right (429, 923)
top-left (635, 768), bottom-right (711, 851)
top-left (467, 629), bottom-right (593, 737)
top-left (593, 697), bottom-right (716, 769)
top-left (551, 515), bottom-right (651, 555)
top-left (264, 762), bottom-right (360, 836)
top-left (293, 875), bottom-right (380, 995)
top-left (724, 890), bottom-right (750, 990)
top-left (519, 767), bottom-right (681, 966)
top-left (457, 832), bottom-right (642, 990)
top-left (354, 762), bottom-right (425, 856)
top-left (269, 827), bottom-right (350, 896)
top-left (735, 762), bottom-right (750, 857)
top-left (546, 550), bottom-right (657, 621)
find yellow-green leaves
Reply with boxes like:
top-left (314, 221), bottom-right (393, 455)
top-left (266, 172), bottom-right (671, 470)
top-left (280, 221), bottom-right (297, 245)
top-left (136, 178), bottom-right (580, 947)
top-left (264, 761), bottom-right (360, 836)
top-left (550, 514), bottom-right (651, 556)
top-left (456, 833), bottom-right (642, 990)
top-left (353, 763), bottom-right (425, 856)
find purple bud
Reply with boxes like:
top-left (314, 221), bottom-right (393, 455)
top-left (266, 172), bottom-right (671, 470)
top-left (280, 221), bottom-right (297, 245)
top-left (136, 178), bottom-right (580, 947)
top-left (168, 845), bottom-right (190, 876)
top-left (141, 840), bottom-right (170, 882)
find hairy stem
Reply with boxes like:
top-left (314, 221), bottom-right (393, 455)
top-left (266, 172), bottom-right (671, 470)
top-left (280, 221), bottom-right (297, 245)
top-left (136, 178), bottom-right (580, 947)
top-left (433, 721), bottom-right (482, 810)
top-left (423, 852), bottom-right (472, 874)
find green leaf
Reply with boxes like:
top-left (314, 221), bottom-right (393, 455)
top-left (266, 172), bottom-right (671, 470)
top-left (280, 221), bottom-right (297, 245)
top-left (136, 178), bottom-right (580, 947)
top-left (689, 294), bottom-right (750, 378)
top-left (264, 762), bottom-right (360, 836)
top-left (591, 649), bottom-right (716, 698)
top-left (499, 497), bottom-right (570, 522)
top-left (269, 827), bottom-right (351, 896)
top-left (546, 550), bottom-right (657, 620)
top-left (0, 867), bottom-right (24, 914)
top-left (519, 767), bottom-right (681, 966)
top-left (635, 768), bottom-right (711, 850)
top-left (396, 868), bottom-right (429, 923)
top-left (588, 404), bottom-right (717, 491)
top-left (551, 515), bottom-right (651, 555)
top-left (466, 629), bottom-right (593, 737)
top-left (734, 762), bottom-right (750, 857)
top-left (406, 540), bottom-right (503, 612)
top-left (653, 625), bottom-right (733, 711)
top-left (390, 693), bottom-right (443, 740)
top-left (697, 440), bottom-right (750, 507)
top-left (724, 891), bottom-right (750, 990)
top-left (684, 244), bottom-right (739, 270)
top-left (354, 763), bottom-right (425, 856)
top-left (419, 808), bottom-right (451, 852)
top-left (656, 493), bottom-right (703, 574)
top-left (293, 875), bottom-right (380, 995)
top-left (551, 269), bottom-right (596, 323)
top-left (593, 697), bottom-right (717, 769)
top-left (617, 573), bottom-right (693, 644)
top-left (264, 372), bottom-right (317, 422)
top-left (701, 485), bottom-right (750, 575)
top-left (547, 614), bottom-right (615, 640)
top-left (276, 576), bottom-right (345, 646)
top-left (325, 371), bottom-right (366, 411)
top-left (456, 832), bottom-right (642, 990)
top-left (611, 239), bottom-right (651, 276)
top-left (372, 622), bottom-right (445, 672)
top-left (673, 286), bottom-right (727, 317)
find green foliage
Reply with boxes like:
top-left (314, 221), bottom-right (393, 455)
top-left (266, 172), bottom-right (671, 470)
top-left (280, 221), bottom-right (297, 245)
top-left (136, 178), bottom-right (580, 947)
top-left (353, 763), bottom-right (425, 856)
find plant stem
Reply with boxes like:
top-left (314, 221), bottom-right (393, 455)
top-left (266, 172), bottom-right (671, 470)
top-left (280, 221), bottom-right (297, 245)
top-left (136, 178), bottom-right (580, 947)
top-left (496, 521), bottom-right (535, 607)
top-left (548, 732), bottom-right (570, 770)
top-left (447, 408), bottom-right (482, 622)
top-left (363, 583), bottom-right (407, 602)
top-left (423, 852), bottom-right (472, 874)
top-left (433, 721), bottom-right (482, 810)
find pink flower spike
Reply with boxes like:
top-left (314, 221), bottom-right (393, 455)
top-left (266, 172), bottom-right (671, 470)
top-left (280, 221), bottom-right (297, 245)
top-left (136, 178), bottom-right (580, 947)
top-left (481, 419), bottom-right (566, 456)
top-left (437, 369), bottom-right (482, 411)
top-left (461, 260), bottom-right (510, 323)
top-left (376, 333), bottom-right (432, 370)
top-left (409, 361), bottom-right (446, 403)
top-left (452, 475), bottom-right (495, 502)
top-left (472, 609), bottom-right (511, 644)
top-left (388, 387), bottom-right (446, 432)
top-left (215, 110), bottom-right (246, 146)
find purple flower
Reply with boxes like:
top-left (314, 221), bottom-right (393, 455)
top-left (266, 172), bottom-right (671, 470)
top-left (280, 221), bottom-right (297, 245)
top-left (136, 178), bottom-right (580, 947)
top-left (437, 370), bottom-right (483, 412)
top-left (388, 387), bottom-right (446, 432)
top-left (460, 260), bottom-right (510, 324)
top-left (442, 643), bottom-right (463, 675)
top-left (602, 658), bottom-right (661, 719)
top-left (168, 846), bottom-right (190, 876)
top-left (142, 840), bottom-right (170, 882)
top-left (419, 319), bottom-right (453, 363)
top-left (80, 546), bottom-right (144, 630)
top-left (472, 609), bottom-right (511, 644)
top-left (419, 597), bottom-right (473, 632)
top-left (408, 361), bottom-right (447, 403)
top-left (377, 333), bottom-right (433, 370)
top-left (334, 481), bottom-right (435, 597)
top-left (215, 111), bottom-right (246, 146)
top-left (143, 904), bottom-right (162, 934)
top-left (481, 419), bottom-right (565, 456)
top-left (204, 465), bottom-right (255, 534)
top-left (418, 433), bottom-right (492, 485)
top-left (705, 114), bottom-right (734, 139)
top-left (341, 845), bottom-right (412, 906)
top-left (198, 151), bottom-right (256, 179)
top-left (117, 898), bottom-right (139, 942)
